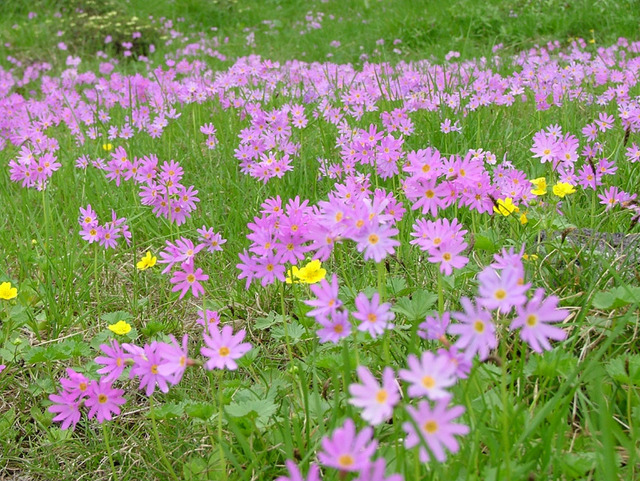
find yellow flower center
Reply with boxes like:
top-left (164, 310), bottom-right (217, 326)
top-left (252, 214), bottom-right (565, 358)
top-left (219, 347), bottom-right (230, 357)
top-left (422, 376), bottom-right (435, 389)
top-left (368, 234), bottom-right (379, 245)
top-left (526, 314), bottom-right (538, 327)
top-left (495, 289), bottom-right (507, 300)
top-left (473, 321), bottom-right (485, 333)
top-left (376, 389), bottom-right (388, 403)
top-left (423, 420), bottom-right (438, 433)
top-left (98, 394), bottom-right (108, 404)
top-left (337, 454), bottom-right (355, 468)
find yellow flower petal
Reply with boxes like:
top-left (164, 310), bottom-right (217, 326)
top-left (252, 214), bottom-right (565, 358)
top-left (108, 320), bottom-right (132, 335)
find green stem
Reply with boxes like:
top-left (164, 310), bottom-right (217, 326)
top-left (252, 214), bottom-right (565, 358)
top-left (101, 423), bottom-right (119, 481)
top-left (499, 338), bottom-right (512, 481)
top-left (217, 371), bottom-right (228, 480)
top-left (149, 396), bottom-right (179, 481)
top-left (376, 261), bottom-right (387, 302)
top-left (437, 268), bottom-right (444, 315)
top-left (280, 283), bottom-right (294, 366)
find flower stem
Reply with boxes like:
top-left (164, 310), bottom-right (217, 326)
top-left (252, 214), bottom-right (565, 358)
top-left (217, 371), bottom-right (228, 480)
top-left (149, 396), bottom-right (179, 481)
top-left (280, 283), bottom-right (294, 366)
top-left (101, 423), bottom-right (119, 481)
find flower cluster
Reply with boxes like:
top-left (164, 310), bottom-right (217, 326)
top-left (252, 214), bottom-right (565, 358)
top-left (78, 204), bottom-right (131, 249)
top-left (304, 274), bottom-right (395, 343)
top-left (49, 325), bottom-right (250, 430)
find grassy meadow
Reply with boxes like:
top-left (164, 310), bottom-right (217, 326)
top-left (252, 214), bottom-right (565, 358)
top-left (1, 0), bottom-right (640, 480)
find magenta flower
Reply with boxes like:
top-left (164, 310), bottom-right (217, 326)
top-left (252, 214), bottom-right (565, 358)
top-left (510, 288), bottom-right (568, 352)
top-left (403, 398), bottom-right (469, 462)
top-left (318, 418), bottom-right (378, 472)
top-left (201, 325), bottom-right (251, 370)
top-left (449, 297), bottom-right (497, 361)
top-left (124, 342), bottom-right (171, 397)
top-left (354, 458), bottom-right (403, 481)
top-left (170, 261), bottom-right (208, 299)
top-left (59, 368), bottom-right (91, 400)
top-left (316, 309), bottom-right (352, 344)
top-left (352, 292), bottom-right (395, 338)
top-left (417, 312), bottom-right (450, 340)
top-left (48, 390), bottom-right (82, 430)
top-left (399, 350), bottom-right (457, 399)
top-left (305, 274), bottom-right (343, 321)
top-left (95, 340), bottom-right (129, 382)
top-left (275, 461), bottom-right (322, 481)
top-left (348, 366), bottom-right (400, 426)
top-left (157, 334), bottom-right (190, 384)
top-left (355, 224), bottom-right (400, 263)
top-left (477, 266), bottom-right (530, 313)
top-left (85, 379), bottom-right (126, 423)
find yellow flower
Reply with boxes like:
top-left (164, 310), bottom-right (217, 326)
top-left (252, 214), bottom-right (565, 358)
top-left (295, 260), bottom-right (326, 284)
top-left (0, 282), bottom-right (17, 300)
top-left (493, 197), bottom-right (519, 216)
top-left (519, 212), bottom-right (528, 225)
top-left (286, 260), bottom-right (327, 284)
top-left (108, 320), bottom-right (132, 335)
top-left (530, 177), bottom-right (547, 196)
top-left (552, 182), bottom-right (576, 198)
top-left (285, 265), bottom-right (301, 284)
top-left (523, 253), bottom-right (539, 261)
top-left (102, 143), bottom-right (113, 151)
top-left (136, 251), bottom-right (157, 270)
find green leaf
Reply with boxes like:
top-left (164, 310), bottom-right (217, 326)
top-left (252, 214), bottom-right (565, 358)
top-left (254, 311), bottom-right (283, 330)
top-left (592, 286), bottom-right (640, 310)
top-left (226, 390), bottom-right (278, 430)
top-left (151, 402), bottom-right (184, 420)
top-left (392, 289), bottom-right (438, 321)
top-left (185, 402), bottom-right (216, 420)
top-left (271, 322), bottom-right (305, 343)
top-left (605, 355), bottom-right (640, 385)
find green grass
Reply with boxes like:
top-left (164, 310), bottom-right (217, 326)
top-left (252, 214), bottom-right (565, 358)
top-left (1, 0), bottom-right (640, 480)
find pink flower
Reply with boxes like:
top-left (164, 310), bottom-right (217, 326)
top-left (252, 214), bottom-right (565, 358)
top-left (48, 390), bottom-right (82, 430)
top-left (275, 461), bottom-right (321, 481)
top-left (318, 418), bottom-right (378, 472)
top-left (352, 292), bottom-right (395, 338)
top-left (85, 379), bottom-right (126, 423)
top-left (349, 366), bottom-right (400, 425)
top-left (402, 398), bottom-right (469, 462)
top-left (170, 261), bottom-right (208, 299)
top-left (449, 297), bottom-right (497, 361)
top-left (477, 266), bottom-right (530, 314)
top-left (399, 351), bottom-right (457, 399)
top-left (510, 288), bottom-right (568, 352)
top-left (201, 325), bottom-right (251, 370)
top-left (316, 310), bottom-right (352, 344)
top-left (157, 334), bottom-right (190, 384)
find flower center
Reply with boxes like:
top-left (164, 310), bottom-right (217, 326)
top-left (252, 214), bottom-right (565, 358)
top-left (526, 314), bottom-right (538, 327)
top-left (219, 346), bottom-right (230, 357)
top-left (98, 394), bottom-right (108, 404)
top-left (443, 252), bottom-right (452, 261)
top-left (368, 234), bottom-right (379, 245)
top-left (151, 364), bottom-right (158, 374)
top-left (367, 313), bottom-right (377, 323)
top-left (376, 389), bottom-right (388, 403)
top-left (494, 289), bottom-right (507, 300)
top-left (473, 320), bottom-right (485, 333)
top-left (187, 274), bottom-right (196, 283)
top-left (337, 454), bottom-right (355, 468)
top-left (424, 420), bottom-right (438, 433)
top-left (422, 376), bottom-right (435, 389)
